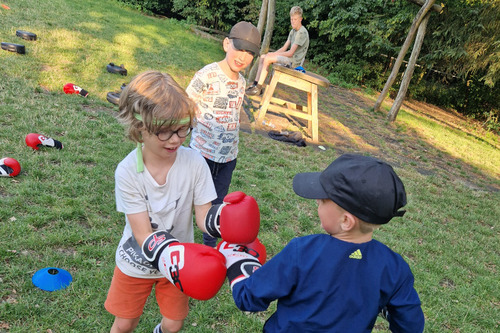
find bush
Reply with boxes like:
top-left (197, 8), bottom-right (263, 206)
top-left (116, 0), bottom-right (499, 130)
top-left (117, 0), bottom-right (179, 18)
top-left (118, 0), bottom-right (259, 31)
top-left (409, 73), bottom-right (500, 127)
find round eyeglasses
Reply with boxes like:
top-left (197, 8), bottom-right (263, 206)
top-left (155, 126), bottom-right (192, 141)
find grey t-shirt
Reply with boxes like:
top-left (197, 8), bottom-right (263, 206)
top-left (114, 146), bottom-right (216, 278)
top-left (288, 26), bottom-right (309, 67)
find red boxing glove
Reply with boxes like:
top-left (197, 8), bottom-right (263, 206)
top-left (63, 83), bottom-right (89, 97)
top-left (25, 133), bottom-right (63, 150)
top-left (217, 239), bottom-right (265, 289)
top-left (245, 237), bottom-right (267, 265)
top-left (142, 231), bottom-right (227, 300)
top-left (204, 191), bottom-right (260, 244)
top-left (0, 157), bottom-right (21, 177)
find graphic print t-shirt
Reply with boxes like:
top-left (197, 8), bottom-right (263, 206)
top-left (187, 62), bottom-right (246, 163)
top-left (114, 147), bottom-right (216, 278)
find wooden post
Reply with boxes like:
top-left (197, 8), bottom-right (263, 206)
top-left (256, 0), bottom-right (268, 35)
top-left (373, 0), bottom-right (436, 113)
top-left (408, 0), bottom-right (443, 13)
top-left (387, 12), bottom-right (431, 122)
top-left (247, 0), bottom-right (275, 83)
top-left (247, 0), bottom-right (268, 82)
top-left (263, 0), bottom-right (276, 52)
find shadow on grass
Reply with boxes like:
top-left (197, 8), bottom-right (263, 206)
top-left (243, 81), bottom-right (500, 192)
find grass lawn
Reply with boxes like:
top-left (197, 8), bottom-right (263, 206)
top-left (1, 0), bottom-right (499, 332)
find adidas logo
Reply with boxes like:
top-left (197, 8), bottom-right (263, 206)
top-left (349, 249), bottom-right (362, 259)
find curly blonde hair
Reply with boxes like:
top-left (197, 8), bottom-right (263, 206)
top-left (117, 71), bottom-right (195, 143)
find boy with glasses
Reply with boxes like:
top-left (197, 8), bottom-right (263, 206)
top-left (105, 70), bottom-right (220, 333)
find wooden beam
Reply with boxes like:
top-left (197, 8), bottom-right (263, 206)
top-left (190, 26), bottom-right (222, 42)
top-left (387, 12), bottom-right (431, 122)
top-left (373, 0), bottom-right (436, 112)
top-left (408, 0), bottom-right (443, 13)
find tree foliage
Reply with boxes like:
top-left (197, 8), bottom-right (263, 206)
top-left (423, 0), bottom-right (499, 87)
top-left (117, 0), bottom-right (261, 31)
top-left (170, 0), bottom-right (258, 30)
top-left (307, 0), bottom-right (499, 126)
top-left (117, 0), bottom-right (499, 129)
top-left (413, 0), bottom-right (500, 123)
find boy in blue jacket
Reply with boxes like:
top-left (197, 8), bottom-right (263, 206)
top-left (218, 154), bottom-right (425, 332)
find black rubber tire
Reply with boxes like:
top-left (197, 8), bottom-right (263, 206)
top-left (106, 63), bottom-right (127, 76)
top-left (1, 42), bottom-right (25, 54)
top-left (107, 92), bottom-right (120, 106)
top-left (16, 30), bottom-right (37, 41)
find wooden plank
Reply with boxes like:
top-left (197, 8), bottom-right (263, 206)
top-left (307, 91), bottom-right (313, 133)
top-left (257, 72), bottom-right (280, 123)
top-left (267, 104), bottom-right (313, 121)
top-left (311, 85), bottom-right (319, 142)
top-left (285, 101), bottom-right (306, 112)
top-left (255, 64), bottom-right (324, 142)
top-left (278, 73), bottom-right (313, 91)
top-left (273, 64), bottom-right (330, 87)
top-left (261, 95), bottom-right (307, 112)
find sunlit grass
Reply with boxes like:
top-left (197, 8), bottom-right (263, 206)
top-left (1, 0), bottom-right (223, 100)
top-left (1, 0), bottom-right (499, 332)
top-left (399, 109), bottom-right (500, 178)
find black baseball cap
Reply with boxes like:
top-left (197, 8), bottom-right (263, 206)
top-left (229, 21), bottom-right (261, 56)
top-left (293, 154), bottom-right (407, 224)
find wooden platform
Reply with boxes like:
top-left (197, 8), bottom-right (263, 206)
top-left (253, 65), bottom-right (330, 143)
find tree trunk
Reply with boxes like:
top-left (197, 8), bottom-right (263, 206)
top-left (373, 0), bottom-right (436, 112)
top-left (387, 12), bottom-right (431, 122)
top-left (262, 0), bottom-right (275, 55)
top-left (247, 0), bottom-right (273, 83)
top-left (256, 0), bottom-right (268, 35)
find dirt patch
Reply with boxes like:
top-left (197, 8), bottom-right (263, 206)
top-left (242, 83), bottom-right (500, 192)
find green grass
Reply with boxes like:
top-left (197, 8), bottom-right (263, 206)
top-left (1, 0), bottom-right (500, 332)
top-left (398, 110), bottom-right (499, 179)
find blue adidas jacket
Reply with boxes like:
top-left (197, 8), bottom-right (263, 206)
top-left (232, 234), bottom-right (424, 332)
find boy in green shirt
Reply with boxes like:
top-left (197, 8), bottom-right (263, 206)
top-left (247, 6), bottom-right (309, 96)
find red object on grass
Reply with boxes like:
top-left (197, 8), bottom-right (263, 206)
top-left (0, 157), bottom-right (21, 177)
top-left (63, 83), bottom-right (89, 97)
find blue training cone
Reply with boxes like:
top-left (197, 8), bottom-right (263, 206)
top-left (32, 267), bottom-right (73, 291)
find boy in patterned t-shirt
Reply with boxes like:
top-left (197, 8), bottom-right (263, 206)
top-left (187, 21), bottom-right (261, 247)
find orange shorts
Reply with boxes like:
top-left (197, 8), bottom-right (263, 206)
top-left (104, 266), bottom-right (189, 320)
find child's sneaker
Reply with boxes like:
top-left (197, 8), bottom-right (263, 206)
top-left (153, 323), bottom-right (163, 333)
top-left (246, 84), bottom-right (262, 96)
